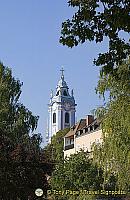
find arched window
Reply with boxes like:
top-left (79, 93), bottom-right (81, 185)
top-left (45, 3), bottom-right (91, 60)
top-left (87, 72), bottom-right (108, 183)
top-left (53, 113), bottom-right (56, 123)
top-left (65, 112), bottom-right (69, 123)
top-left (63, 90), bottom-right (67, 96)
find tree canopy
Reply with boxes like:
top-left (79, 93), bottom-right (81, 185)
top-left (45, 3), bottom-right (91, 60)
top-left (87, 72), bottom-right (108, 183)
top-left (93, 58), bottom-right (130, 191)
top-left (0, 62), bottom-right (38, 142)
top-left (60, 0), bottom-right (130, 76)
top-left (50, 151), bottom-right (103, 200)
top-left (0, 62), bottom-right (53, 199)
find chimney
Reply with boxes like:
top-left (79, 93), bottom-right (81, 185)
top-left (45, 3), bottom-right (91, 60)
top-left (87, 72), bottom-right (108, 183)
top-left (86, 115), bottom-right (94, 126)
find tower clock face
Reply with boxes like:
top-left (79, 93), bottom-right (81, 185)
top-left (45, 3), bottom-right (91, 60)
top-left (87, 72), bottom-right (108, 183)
top-left (64, 102), bottom-right (70, 110)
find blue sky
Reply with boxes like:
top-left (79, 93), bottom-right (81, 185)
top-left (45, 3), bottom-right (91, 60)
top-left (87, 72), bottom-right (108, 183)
top-left (0, 0), bottom-right (108, 145)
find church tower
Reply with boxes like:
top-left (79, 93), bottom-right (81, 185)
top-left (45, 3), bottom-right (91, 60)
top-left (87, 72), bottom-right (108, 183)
top-left (47, 69), bottom-right (76, 142)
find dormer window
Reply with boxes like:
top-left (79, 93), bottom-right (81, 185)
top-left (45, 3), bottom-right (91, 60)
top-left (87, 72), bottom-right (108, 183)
top-left (63, 90), bottom-right (67, 96)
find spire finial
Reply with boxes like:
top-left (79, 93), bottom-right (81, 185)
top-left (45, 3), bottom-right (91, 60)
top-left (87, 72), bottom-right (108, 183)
top-left (60, 67), bottom-right (64, 79)
top-left (50, 89), bottom-right (53, 98)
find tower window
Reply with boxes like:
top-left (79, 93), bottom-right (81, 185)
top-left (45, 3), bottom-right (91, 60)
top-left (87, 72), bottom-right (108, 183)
top-left (53, 113), bottom-right (56, 123)
top-left (56, 91), bottom-right (59, 96)
top-left (63, 90), bottom-right (67, 96)
top-left (65, 112), bottom-right (69, 123)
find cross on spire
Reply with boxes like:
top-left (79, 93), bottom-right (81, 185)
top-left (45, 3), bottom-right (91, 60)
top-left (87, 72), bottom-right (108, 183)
top-left (60, 67), bottom-right (64, 79)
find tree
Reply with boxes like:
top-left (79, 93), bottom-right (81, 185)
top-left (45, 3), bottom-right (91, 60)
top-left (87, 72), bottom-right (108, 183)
top-left (0, 62), bottom-right (38, 142)
top-left (60, 0), bottom-right (130, 77)
top-left (44, 128), bottom-right (70, 163)
top-left (0, 62), bottom-right (53, 199)
top-left (50, 151), bottom-right (103, 200)
top-left (93, 59), bottom-right (130, 191)
top-left (0, 134), bottom-right (53, 200)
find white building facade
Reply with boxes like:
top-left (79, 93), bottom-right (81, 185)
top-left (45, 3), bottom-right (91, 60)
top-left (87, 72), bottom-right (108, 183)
top-left (47, 69), bottom-right (76, 142)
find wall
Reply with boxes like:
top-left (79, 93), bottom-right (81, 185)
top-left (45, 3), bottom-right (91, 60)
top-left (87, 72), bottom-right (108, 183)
top-left (75, 129), bottom-right (102, 152)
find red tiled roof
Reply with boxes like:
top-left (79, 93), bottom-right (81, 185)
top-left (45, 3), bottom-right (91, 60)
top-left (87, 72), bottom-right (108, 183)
top-left (64, 119), bottom-right (86, 138)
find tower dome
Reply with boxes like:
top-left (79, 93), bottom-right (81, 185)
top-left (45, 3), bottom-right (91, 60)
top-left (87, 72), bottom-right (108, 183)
top-left (57, 78), bottom-right (68, 88)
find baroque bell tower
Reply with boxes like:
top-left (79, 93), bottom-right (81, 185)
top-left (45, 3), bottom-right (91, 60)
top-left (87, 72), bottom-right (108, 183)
top-left (47, 68), bottom-right (76, 142)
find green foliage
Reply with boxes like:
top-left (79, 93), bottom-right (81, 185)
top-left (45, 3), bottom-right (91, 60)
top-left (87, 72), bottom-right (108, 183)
top-left (44, 128), bottom-right (70, 163)
top-left (50, 151), bottom-right (103, 200)
top-left (0, 133), bottom-right (52, 199)
top-left (60, 0), bottom-right (130, 76)
top-left (0, 62), bottom-right (39, 142)
top-left (76, 194), bottom-right (95, 200)
top-left (96, 58), bottom-right (130, 98)
top-left (93, 59), bottom-right (130, 191)
top-left (0, 62), bottom-right (52, 199)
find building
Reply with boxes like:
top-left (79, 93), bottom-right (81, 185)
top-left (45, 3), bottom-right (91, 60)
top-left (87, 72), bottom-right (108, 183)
top-left (64, 115), bottom-right (102, 158)
top-left (46, 69), bottom-right (77, 143)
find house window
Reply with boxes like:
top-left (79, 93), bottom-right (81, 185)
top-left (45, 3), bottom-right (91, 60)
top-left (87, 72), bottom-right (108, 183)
top-left (77, 131), bottom-right (80, 136)
top-left (85, 128), bottom-right (88, 133)
top-left (53, 113), bottom-right (56, 123)
top-left (65, 112), bottom-right (69, 123)
top-left (80, 130), bottom-right (83, 134)
top-left (70, 138), bottom-right (74, 144)
top-left (90, 126), bottom-right (93, 131)
top-left (94, 124), bottom-right (98, 130)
